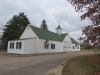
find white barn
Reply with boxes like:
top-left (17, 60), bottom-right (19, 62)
top-left (7, 25), bottom-right (80, 54)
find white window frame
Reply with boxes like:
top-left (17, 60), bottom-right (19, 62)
top-left (10, 42), bottom-right (14, 49)
top-left (45, 44), bottom-right (49, 49)
top-left (16, 42), bottom-right (22, 49)
top-left (51, 44), bottom-right (55, 49)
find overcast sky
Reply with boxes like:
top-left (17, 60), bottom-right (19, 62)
top-left (0, 0), bottom-right (92, 41)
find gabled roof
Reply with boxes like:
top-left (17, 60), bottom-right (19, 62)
top-left (60, 33), bottom-right (68, 40)
top-left (29, 25), bottom-right (77, 44)
top-left (56, 25), bottom-right (62, 30)
top-left (70, 38), bottom-right (79, 45)
top-left (30, 25), bottom-right (63, 42)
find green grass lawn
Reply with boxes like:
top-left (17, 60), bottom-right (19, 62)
top-left (62, 54), bottom-right (100, 75)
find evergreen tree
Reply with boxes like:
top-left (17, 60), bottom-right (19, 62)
top-left (1, 12), bottom-right (30, 49)
top-left (40, 20), bottom-right (48, 31)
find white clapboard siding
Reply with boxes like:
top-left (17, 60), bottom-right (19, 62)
top-left (7, 38), bottom-right (38, 54)
top-left (63, 34), bottom-right (72, 42)
top-left (20, 25), bottom-right (37, 39)
top-left (24, 38), bottom-right (37, 54)
top-left (37, 39), bottom-right (63, 53)
top-left (7, 40), bottom-right (24, 54)
top-left (71, 44), bottom-right (80, 51)
top-left (71, 44), bottom-right (75, 51)
top-left (63, 34), bottom-right (72, 52)
top-left (49, 40), bottom-right (63, 53)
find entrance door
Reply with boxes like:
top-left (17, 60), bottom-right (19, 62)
top-left (45, 44), bottom-right (49, 53)
top-left (64, 42), bottom-right (71, 52)
top-left (64, 41), bottom-right (67, 52)
top-left (67, 42), bottom-right (71, 51)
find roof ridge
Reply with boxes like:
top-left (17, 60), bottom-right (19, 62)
top-left (29, 25), bottom-right (63, 42)
top-left (29, 25), bottom-right (60, 35)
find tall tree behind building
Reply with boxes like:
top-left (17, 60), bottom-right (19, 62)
top-left (67, 0), bottom-right (100, 46)
top-left (1, 12), bottom-right (30, 49)
top-left (40, 20), bottom-right (48, 31)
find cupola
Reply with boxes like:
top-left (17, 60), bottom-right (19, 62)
top-left (56, 25), bottom-right (62, 35)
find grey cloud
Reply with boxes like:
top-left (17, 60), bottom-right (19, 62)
top-left (0, 0), bottom-right (91, 40)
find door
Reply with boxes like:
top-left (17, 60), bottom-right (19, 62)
top-left (63, 41), bottom-right (67, 52)
top-left (45, 44), bottom-right (49, 53)
top-left (67, 42), bottom-right (71, 51)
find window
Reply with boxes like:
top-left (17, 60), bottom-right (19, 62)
top-left (45, 44), bottom-right (49, 49)
top-left (51, 44), bottom-right (55, 49)
top-left (73, 46), bottom-right (74, 49)
top-left (16, 42), bottom-right (22, 49)
top-left (10, 42), bottom-right (14, 49)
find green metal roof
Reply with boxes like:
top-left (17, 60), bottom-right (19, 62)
top-left (60, 33), bottom-right (68, 40)
top-left (70, 38), bottom-right (79, 45)
top-left (30, 25), bottom-right (63, 42)
top-left (56, 25), bottom-right (62, 30)
top-left (29, 25), bottom-right (77, 44)
top-left (9, 25), bottom-right (78, 43)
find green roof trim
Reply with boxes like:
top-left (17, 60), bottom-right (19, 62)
top-left (60, 33), bottom-right (68, 40)
top-left (70, 38), bottom-right (79, 45)
top-left (56, 25), bottom-right (62, 30)
top-left (29, 25), bottom-right (63, 42)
